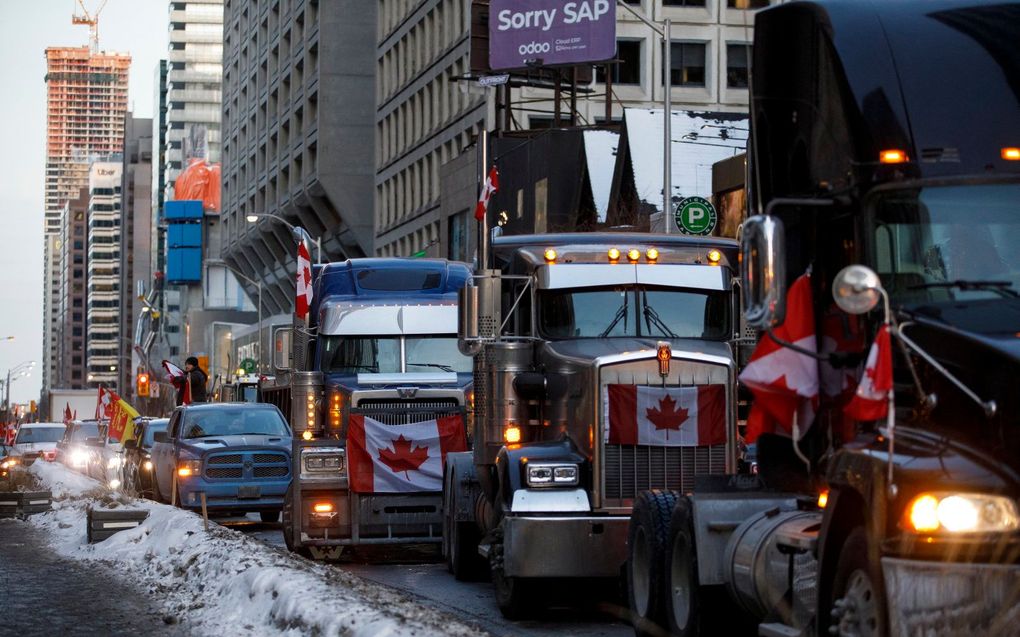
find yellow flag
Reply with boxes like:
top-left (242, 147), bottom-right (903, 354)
top-left (110, 398), bottom-right (141, 444)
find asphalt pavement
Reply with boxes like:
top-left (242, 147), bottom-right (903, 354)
top-left (0, 518), bottom-right (176, 636)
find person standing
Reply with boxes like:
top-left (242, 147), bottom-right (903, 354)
top-left (172, 357), bottom-right (209, 405)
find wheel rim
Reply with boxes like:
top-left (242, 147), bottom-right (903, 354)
top-left (837, 569), bottom-right (879, 637)
top-left (631, 525), bottom-right (651, 616)
top-left (669, 532), bottom-right (692, 629)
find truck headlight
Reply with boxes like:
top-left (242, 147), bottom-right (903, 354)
top-left (302, 451), bottom-right (345, 476)
top-left (177, 459), bottom-right (202, 478)
top-left (71, 450), bottom-right (88, 467)
top-left (107, 456), bottom-right (123, 469)
top-left (903, 492), bottom-right (1020, 534)
top-left (0, 458), bottom-right (16, 469)
top-left (143, 460), bottom-right (153, 471)
top-left (526, 463), bottom-right (579, 487)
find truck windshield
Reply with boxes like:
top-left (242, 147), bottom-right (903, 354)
top-left (182, 409), bottom-right (290, 438)
top-left (320, 335), bottom-right (471, 373)
top-left (871, 184), bottom-right (1020, 304)
top-left (539, 286), bottom-right (730, 340)
top-left (15, 427), bottom-right (65, 444)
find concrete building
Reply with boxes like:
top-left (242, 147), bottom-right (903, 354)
top-left (86, 162), bottom-right (124, 389)
top-left (56, 188), bottom-right (90, 389)
top-left (164, 0), bottom-right (225, 200)
top-left (118, 115), bottom-right (154, 399)
top-left (220, 0), bottom-right (376, 316)
top-left (42, 46), bottom-right (130, 397)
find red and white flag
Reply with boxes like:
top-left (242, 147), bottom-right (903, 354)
top-left (296, 241), bottom-right (314, 320)
top-left (606, 384), bottom-right (726, 446)
top-left (739, 274), bottom-right (819, 443)
top-left (63, 403), bottom-right (74, 427)
top-left (474, 165), bottom-right (499, 221)
top-left (96, 386), bottom-right (115, 420)
top-left (843, 325), bottom-right (893, 421)
top-left (347, 414), bottom-right (467, 493)
top-left (162, 360), bottom-right (191, 405)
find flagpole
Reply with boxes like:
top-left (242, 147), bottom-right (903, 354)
top-left (478, 129), bottom-right (490, 270)
top-left (881, 288), bottom-right (896, 496)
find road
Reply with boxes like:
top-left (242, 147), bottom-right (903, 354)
top-left (224, 514), bottom-right (634, 637)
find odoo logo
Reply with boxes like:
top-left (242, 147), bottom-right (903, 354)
top-left (519, 41), bottom-right (551, 56)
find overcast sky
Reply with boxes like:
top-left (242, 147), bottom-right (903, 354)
top-left (0, 1), bottom-right (166, 405)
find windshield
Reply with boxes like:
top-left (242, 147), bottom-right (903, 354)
top-left (320, 335), bottom-right (471, 374)
top-left (872, 184), bottom-right (1020, 304)
top-left (142, 420), bottom-right (168, 448)
top-left (182, 408), bottom-right (290, 439)
top-left (539, 286), bottom-right (730, 340)
top-left (70, 423), bottom-right (100, 442)
top-left (240, 385), bottom-right (258, 402)
top-left (15, 426), bottom-right (65, 444)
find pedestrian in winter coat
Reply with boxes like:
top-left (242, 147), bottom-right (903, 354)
top-left (174, 356), bottom-right (209, 405)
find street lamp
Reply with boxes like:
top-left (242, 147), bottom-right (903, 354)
top-left (209, 260), bottom-right (264, 374)
top-left (3, 361), bottom-right (35, 420)
top-left (246, 213), bottom-right (322, 264)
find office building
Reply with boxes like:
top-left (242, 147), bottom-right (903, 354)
top-left (86, 162), bottom-right (124, 389)
top-left (56, 188), bottom-right (90, 389)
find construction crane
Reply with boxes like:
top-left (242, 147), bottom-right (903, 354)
top-left (72, 0), bottom-right (109, 54)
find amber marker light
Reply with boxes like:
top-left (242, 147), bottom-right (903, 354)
top-left (1002, 147), bottom-right (1020, 161)
top-left (608, 248), bottom-right (621, 263)
top-left (302, 430), bottom-right (313, 441)
top-left (627, 249), bottom-right (641, 263)
top-left (544, 249), bottom-right (557, 263)
top-left (707, 249), bottom-right (722, 264)
top-left (879, 149), bottom-right (908, 164)
top-left (504, 424), bottom-right (522, 444)
top-left (646, 248), bottom-right (659, 262)
top-left (817, 490), bottom-right (829, 509)
top-left (177, 467), bottom-right (193, 478)
top-left (908, 494), bottom-right (941, 533)
top-left (313, 502), bottom-right (334, 513)
top-left (656, 342), bottom-right (671, 377)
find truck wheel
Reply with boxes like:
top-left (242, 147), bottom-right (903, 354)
top-left (151, 473), bottom-right (167, 504)
top-left (628, 489), bottom-right (678, 637)
top-left (665, 495), bottom-right (717, 637)
top-left (491, 531), bottom-right (535, 620)
top-left (260, 511), bottom-right (280, 523)
top-left (830, 528), bottom-right (887, 637)
top-left (444, 466), bottom-right (485, 581)
top-left (281, 484), bottom-right (311, 558)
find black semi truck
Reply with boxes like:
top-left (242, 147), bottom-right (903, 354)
top-left (626, 1), bottom-right (1020, 636)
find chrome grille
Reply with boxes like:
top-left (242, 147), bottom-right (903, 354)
top-left (253, 453), bottom-right (286, 464)
top-left (603, 444), bottom-right (727, 499)
top-left (355, 399), bottom-right (461, 426)
top-left (207, 467), bottom-right (242, 479)
top-left (208, 454), bottom-right (242, 464)
top-left (254, 466), bottom-right (288, 478)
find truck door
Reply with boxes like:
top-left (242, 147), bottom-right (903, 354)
top-left (154, 411), bottom-right (181, 499)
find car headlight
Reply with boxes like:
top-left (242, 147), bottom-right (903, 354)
top-left (903, 492), bottom-right (1020, 534)
top-left (177, 459), bottom-right (202, 478)
top-left (107, 456), bottom-right (123, 469)
top-left (143, 459), bottom-right (153, 471)
top-left (526, 463), bottom-right (579, 487)
top-left (71, 450), bottom-right (88, 467)
top-left (302, 450), bottom-right (345, 476)
top-left (0, 458), bottom-right (17, 469)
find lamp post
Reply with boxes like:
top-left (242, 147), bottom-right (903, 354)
top-left (245, 213), bottom-right (322, 264)
top-left (3, 361), bottom-right (35, 422)
top-left (210, 260), bottom-right (264, 374)
top-left (616, 1), bottom-right (673, 233)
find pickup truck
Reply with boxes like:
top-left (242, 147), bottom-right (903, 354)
top-left (150, 402), bottom-right (292, 519)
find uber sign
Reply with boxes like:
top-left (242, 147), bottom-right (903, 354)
top-left (489, 0), bottom-right (616, 71)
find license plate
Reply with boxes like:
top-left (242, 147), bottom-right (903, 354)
top-left (238, 485), bottom-right (261, 499)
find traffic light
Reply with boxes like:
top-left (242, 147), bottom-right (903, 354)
top-left (137, 372), bottom-right (150, 397)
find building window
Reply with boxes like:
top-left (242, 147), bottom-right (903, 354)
top-left (728, 0), bottom-right (769, 7)
top-left (663, 42), bottom-right (706, 87)
top-left (596, 39), bottom-right (642, 85)
top-left (727, 44), bottom-right (749, 88)
top-left (448, 210), bottom-right (468, 262)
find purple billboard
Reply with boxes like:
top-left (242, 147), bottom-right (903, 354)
top-left (489, 0), bottom-right (616, 71)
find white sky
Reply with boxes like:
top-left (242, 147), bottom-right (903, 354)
top-left (0, 1), bottom-right (167, 405)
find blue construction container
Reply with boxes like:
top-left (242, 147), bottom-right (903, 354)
top-left (164, 200), bottom-right (204, 221)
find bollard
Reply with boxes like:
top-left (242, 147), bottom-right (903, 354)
top-left (87, 506), bottom-right (150, 543)
top-left (200, 492), bottom-right (209, 531)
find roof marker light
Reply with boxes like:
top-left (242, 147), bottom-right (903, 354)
top-left (879, 149), bottom-right (908, 164)
top-left (544, 249), bottom-right (557, 263)
top-left (608, 248), bottom-right (621, 263)
top-left (707, 249), bottom-right (722, 264)
top-left (646, 248), bottom-right (659, 262)
top-left (627, 249), bottom-right (641, 263)
top-left (1002, 147), bottom-right (1020, 161)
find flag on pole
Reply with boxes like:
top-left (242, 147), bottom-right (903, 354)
top-left (844, 324), bottom-right (893, 421)
top-left (738, 274), bottom-right (819, 443)
top-left (474, 165), bottom-right (499, 221)
top-left (108, 396), bottom-right (141, 444)
top-left (347, 414), bottom-right (467, 493)
top-left (163, 360), bottom-right (192, 405)
top-left (296, 241), bottom-right (314, 320)
top-left (605, 385), bottom-right (726, 446)
top-left (63, 403), bottom-right (73, 427)
top-left (96, 386), bottom-right (115, 420)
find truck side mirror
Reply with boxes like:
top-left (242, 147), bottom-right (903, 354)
top-left (458, 285), bottom-right (482, 356)
top-left (273, 327), bottom-right (294, 372)
top-left (740, 214), bottom-right (786, 329)
top-left (153, 431), bottom-right (169, 444)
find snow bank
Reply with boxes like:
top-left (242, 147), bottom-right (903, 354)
top-left (28, 462), bottom-right (485, 637)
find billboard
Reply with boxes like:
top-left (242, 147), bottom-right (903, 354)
top-left (489, 0), bottom-right (616, 71)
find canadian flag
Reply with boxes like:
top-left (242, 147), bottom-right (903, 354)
top-left (163, 359), bottom-right (191, 405)
top-left (843, 325), bottom-right (893, 421)
top-left (296, 241), bottom-right (314, 320)
top-left (96, 386), bottom-right (115, 420)
top-left (474, 165), bottom-right (499, 221)
top-left (63, 403), bottom-right (74, 427)
top-left (605, 385), bottom-right (726, 447)
top-left (347, 414), bottom-right (468, 493)
top-left (738, 274), bottom-right (819, 443)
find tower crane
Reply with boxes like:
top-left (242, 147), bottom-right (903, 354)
top-left (72, 0), bottom-right (110, 54)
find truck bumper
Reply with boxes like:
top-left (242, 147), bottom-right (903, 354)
top-left (178, 479), bottom-right (289, 513)
top-left (882, 557), bottom-right (1020, 635)
top-left (503, 514), bottom-right (629, 578)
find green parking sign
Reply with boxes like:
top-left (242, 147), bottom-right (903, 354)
top-left (674, 196), bottom-right (718, 236)
top-left (240, 358), bottom-right (257, 374)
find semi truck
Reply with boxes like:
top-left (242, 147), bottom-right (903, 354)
top-left (262, 258), bottom-right (473, 560)
top-left (447, 232), bottom-right (744, 617)
top-left (626, 1), bottom-right (1020, 636)
top-left (47, 389), bottom-right (98, 423)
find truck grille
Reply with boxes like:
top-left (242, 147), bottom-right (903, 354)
top-left (355, 398), bottom-right (461, 426)
top-left (603, 443), bottom-right (727, 499)
top-left (254, 466), bottom-right (288, 478)
top-left (208, 467), bottom-right (243, 479)
top-left (253, 453), bottom-right (286, 464)
top-left (208, 454), bottom-right (242, 465)
top-left (203, 450), bottom-right (290, 481)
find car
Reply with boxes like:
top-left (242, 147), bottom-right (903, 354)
top-left (121, 417), bottom-right (169, 497)
top-left (1, 423), bottom-right (67, 470)
top-left (84, 423), bottom-right (126, 487)
top-left (56, 419), bottom-right (100, 471)
top-left (150, 402), bottom-right (292, 519)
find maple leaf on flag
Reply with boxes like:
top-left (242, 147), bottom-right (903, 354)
top-left (646, 395), bottom-right (690, 440)
top-left (377, 435), bottom-right (430, 480)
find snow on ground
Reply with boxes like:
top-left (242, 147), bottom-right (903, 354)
top-left (28, 461), bottom-right (486, 637)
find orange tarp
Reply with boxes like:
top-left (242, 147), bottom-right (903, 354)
top-left (174, 158), bottom-right (221, 212)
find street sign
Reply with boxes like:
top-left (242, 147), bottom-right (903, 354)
top-left (240, 358), bottom-right (257, 374)
top-left (674, 196), bottom-right (718, 236)
top-left (478, 74), bottom-right (511, 87)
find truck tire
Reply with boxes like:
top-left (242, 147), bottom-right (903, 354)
top-left (628, 489), bottom-right (678, 637)
top-left (260, 511), bottom-right (280, 523)
top-left (151, 473), bottom-right (167, 504)
top-left (281, 483), bottom-right (311, 558)
top-left (444, 464), bottom-right (485, 581)
top-left (830, 527), bottom-right (887, 637)
top-left (491, 533), bottom-right (535, 620)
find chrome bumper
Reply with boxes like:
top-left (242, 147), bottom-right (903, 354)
top-left (503, 515), bottom-right (629, 578)
top-left (882, 557), bottom-right (1020, 635)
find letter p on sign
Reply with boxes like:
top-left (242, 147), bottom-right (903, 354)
top-left (674, 196), bottom-right (718, 236)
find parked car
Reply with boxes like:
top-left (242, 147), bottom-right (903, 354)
top-left (85, 424), bottom-right (127, 487)
top-left (150, 403), bottom-right (292, 519)
top-left (122, 417), bottom-right (169, 497)
top-left (2, 423), bottom-right (66, 469)
top-left (56, 420), bottom-right (100, 471)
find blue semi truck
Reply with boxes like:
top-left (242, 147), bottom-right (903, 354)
top-left (260, 258), bottom-right (473, 559)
